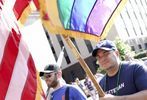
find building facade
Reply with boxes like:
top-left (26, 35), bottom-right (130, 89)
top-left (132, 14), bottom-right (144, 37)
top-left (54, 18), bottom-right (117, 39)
top-left (113, 0), bottom-right (147, 52)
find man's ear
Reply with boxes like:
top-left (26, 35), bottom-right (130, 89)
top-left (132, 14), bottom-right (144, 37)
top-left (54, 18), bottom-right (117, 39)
top-left (57, 70), bottom-right (62, 78)
top-left (115, 50), bottom-right (120, 57)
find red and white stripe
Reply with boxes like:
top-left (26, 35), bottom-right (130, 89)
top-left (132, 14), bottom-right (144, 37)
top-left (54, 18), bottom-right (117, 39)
top-left (0, 0), bottom-right (45, 100)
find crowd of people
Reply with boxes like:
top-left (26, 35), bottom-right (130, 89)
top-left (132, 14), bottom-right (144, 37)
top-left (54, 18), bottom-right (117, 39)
top-left (74, 76), bottom-right (102, 100)
top-left (39, 40), bottom-right (147, 100)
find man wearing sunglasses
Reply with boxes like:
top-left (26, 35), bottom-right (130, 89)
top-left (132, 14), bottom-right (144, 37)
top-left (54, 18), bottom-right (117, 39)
top-left (40, 64), bottom-right (87, 100)
top-left (92, 40), bottom-right (147, 100)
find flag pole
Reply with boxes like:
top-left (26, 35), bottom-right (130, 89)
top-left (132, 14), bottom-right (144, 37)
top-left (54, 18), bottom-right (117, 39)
top-left (57, 46), bottom-right (64, 67)
top-left (62, 35), bottom-right (105, 97)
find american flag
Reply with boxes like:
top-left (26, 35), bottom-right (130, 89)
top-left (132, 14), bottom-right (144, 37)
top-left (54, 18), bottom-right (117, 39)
top-left (0, 0), bottom-right (45, 100)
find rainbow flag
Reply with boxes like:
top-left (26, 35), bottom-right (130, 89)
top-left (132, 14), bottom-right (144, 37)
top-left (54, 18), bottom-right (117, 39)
top-left (40, 0), bottom-right (127, 42)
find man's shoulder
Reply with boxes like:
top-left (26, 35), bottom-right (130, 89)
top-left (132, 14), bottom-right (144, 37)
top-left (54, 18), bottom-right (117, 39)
top-left (122, 61), bottom-right (146, 69)
top-left (99, 75), bottom-right (106, 86)
top-left (66, 84), bottom-right (87, 98)
top-left (65, 84), bottom-right (81, 90)
top-left (121, 61), bottom-right (147, 75)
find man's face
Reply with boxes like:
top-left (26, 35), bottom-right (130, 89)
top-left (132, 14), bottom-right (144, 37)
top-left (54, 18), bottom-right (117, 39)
top-left (96, 49), bottom-right (118, 71)
top-left (43, 72), bottom-right (58, 88)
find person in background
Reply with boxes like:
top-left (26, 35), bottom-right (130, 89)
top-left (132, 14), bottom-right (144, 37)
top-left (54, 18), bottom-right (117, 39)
top-left (39, 64), bottom-right (87, 100)
top-left (92, 40), bottom-right (147, 100)
top-left (84, 76), bottom-right (97, 100)
top-left (75, 77), bottom-right (88, 96)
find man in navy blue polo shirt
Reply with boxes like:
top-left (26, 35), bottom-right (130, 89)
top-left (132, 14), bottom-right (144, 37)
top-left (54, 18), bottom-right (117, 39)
top-left (92, 40), bottom-right (147, 100)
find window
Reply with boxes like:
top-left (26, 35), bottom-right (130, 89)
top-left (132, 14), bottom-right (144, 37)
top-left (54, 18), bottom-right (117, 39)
top-left (44, 29), bottom-right (58, 60)
top-left (64, 50), bottom-right (71, 64)
top-left (65, 56), bottom-right (71, 64)
top-left (131, 46), bottom-right (135, 51)
top-left (84, 40), bottom-right (93, 53)
top-left (56, 35), bottom-right (71, 64)
top-left (145, 43), bottom-right (147, 49)
top-left (51, 46), bottom-right (57, 60)
top-left (138, 44), bottom-right (142, 49)
top-left (120, 14), bottom-right (130, 37)
top-left (59, 41), bottom-right (64, 47)
top-left (70, 38), bottom-right (80, 53)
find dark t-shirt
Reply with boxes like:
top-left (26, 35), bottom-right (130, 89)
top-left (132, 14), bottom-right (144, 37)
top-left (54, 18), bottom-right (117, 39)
top-left (99, 61), bottom-right (147, 96)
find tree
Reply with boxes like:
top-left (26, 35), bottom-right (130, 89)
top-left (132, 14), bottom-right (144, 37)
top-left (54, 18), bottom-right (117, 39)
top-left (114, 37), bottom-right (135, 60)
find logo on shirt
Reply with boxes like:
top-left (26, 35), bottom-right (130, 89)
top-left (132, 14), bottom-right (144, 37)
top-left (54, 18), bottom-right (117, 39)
top-left (105, 82), bottom-right (124, 94)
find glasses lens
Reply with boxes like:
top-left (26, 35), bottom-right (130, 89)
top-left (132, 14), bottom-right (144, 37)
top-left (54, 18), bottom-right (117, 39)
top-left (45, 74), bottom-right (51, 78)
top-left (41, 74), bottom-right (52, 80)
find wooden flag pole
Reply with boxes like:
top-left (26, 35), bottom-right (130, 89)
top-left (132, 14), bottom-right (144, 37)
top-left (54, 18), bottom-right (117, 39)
top-left (63, 35), bottom-right (105, 97)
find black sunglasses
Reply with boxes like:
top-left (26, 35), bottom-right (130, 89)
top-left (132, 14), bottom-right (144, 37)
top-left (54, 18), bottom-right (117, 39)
top-left (41, 73), bottom-right (53, 80)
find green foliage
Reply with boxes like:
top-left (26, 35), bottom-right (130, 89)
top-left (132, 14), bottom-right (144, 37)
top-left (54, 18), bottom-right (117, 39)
top-left (97, 67), bottom-right (106, 74)
top-left (95, 60), bottom-right (106, 74)
top-left (134, 51), bottom-right (147, 59)
top-left (114, 37), bottom-right (134, 60)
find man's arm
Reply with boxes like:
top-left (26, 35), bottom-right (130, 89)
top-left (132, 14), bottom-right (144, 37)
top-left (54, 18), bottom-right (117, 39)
top-left (100, 90), bottom-right (147, 100)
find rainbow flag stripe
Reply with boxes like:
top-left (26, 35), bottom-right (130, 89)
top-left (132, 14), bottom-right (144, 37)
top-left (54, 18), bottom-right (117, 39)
top-left (41, 0), bottom-right (127, 41)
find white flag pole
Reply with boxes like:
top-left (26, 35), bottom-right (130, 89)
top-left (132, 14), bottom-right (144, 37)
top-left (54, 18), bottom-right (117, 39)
top-left (57, 46), bottom-right (65, 67)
